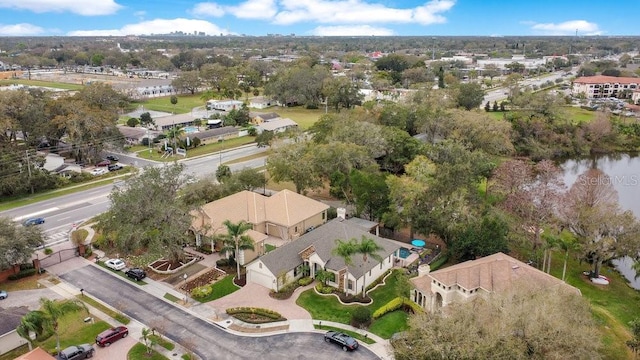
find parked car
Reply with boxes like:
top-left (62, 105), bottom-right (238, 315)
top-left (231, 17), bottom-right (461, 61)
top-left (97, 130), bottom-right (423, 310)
top-left (57, 344), bottom-right (94, 360)
top-left (125, 267), bottom-right (146, 281)
top-left (106, 155), bottom-right (119, 162)
top-left (95, 160), bottom-right (111, 167)
top-left (108, 164), bottom-right (123, 172)
top-left (95, 326), bottom-right (129, 347)
top-left (90, 168), bottom-right (108, 176)
top-left (105, 258), bottom-right (126, 271)
top-left (23, 217), bottom-right (45, 226)
top-left (0, 290), bottom-right (7, 299)
top-left (324, 331), bottom-right (359, 351)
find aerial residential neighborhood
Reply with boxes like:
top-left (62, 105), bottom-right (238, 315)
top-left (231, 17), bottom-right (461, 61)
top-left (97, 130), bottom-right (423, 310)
top-left (1, 1), bottom-right (640, 360)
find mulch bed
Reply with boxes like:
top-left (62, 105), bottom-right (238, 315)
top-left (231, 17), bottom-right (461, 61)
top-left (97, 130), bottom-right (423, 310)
top-left (180, 268), bottom-right (226, 292)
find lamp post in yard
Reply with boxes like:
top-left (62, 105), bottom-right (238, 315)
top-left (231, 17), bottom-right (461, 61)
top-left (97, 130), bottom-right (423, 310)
top-left (183, 273), bottom-right (188, 304)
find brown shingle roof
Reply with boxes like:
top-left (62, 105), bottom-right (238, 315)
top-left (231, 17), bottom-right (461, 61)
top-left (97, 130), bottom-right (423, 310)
top-left (424, 252), bottom-right (576, 294)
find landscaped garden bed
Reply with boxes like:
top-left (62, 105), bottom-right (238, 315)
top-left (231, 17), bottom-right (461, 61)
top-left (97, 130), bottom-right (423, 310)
top-left (149, 252), bottom-right (203, 274)
top-left (180, 268), bottom-right (226, 292)
top-left (226, 307), bottom-right (286, 324)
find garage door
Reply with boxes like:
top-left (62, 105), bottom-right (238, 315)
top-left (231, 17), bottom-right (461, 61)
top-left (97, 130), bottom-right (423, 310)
top-left (249, 269), bottom-right (274, 290)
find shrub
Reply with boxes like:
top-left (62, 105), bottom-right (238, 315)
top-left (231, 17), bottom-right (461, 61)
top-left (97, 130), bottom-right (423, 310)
top-left (44, 248), bottom-right (53, 255)
top-left (366, 270), bottom-right (391, 292)
top-left (298, 277), bottom-right (313, 286)
top-left (226, 307), bottom-right (284, 320)
top-left (327, 207), bottom-right (338, 219)
top-left (8, 268), bottom-right (37, 280)
top-left (373, 297), bottom-right (404, 319)
top-left (315, 283), bottom-right (334, 294)
top-left (71, 229), bottom-right (89, 246)
top-left (190, 285), bottom-right (213, 299)
top-left (350, 306), bottom-right (372, 328)
top-left (216, 258), bottom-right (236, 267)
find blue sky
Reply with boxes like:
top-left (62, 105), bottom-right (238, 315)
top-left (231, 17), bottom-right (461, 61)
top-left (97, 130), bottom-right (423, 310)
top-left (0, 0), bottom-right (637, 37)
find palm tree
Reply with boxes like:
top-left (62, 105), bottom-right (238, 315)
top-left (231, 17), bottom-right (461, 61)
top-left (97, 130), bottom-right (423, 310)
top-left (356, 236), bottom-right (384, 298)
top-left (556, 233), bottom-right (579, 282)
top-left (332, 236), bottom-right (384, 298)
top-left (219, 220), bottom-right (254, 281)
top-left (17, 298), bottom-right (88, 353)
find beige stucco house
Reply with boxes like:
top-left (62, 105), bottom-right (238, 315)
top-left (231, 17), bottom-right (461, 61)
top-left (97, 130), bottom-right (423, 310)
top-left (190, 189), bottom-right (330, 265)
top-left (245, 218), bottom-right (401, 294)
top-left (410, 252), bottom-right (579, 312)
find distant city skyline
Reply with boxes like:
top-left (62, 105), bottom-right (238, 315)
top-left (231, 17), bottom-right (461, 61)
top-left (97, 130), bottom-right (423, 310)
top-left (0, 0), bottom-right (638, 37)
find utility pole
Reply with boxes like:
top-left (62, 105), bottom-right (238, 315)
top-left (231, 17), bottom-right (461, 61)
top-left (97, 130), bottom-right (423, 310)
top-left (25, 150), bottom-right (34, 194)
top-left (432, 37), bottom-right (436, 60)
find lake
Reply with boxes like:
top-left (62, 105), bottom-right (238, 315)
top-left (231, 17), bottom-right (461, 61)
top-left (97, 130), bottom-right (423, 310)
top-left (561, 154), bottom-right (640, 290)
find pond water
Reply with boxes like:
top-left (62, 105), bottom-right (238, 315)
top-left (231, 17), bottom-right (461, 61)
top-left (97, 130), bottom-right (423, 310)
top-left (560, 154), bottom-right (640, 290)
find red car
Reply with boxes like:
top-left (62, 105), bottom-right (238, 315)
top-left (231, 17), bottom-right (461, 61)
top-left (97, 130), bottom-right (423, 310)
top-left (95, 160), bottom-right (111, 167)
top-left (95, 326), bottom-right (128, 347)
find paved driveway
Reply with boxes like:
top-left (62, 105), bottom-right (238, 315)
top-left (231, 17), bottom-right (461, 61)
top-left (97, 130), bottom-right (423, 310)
top-left (207, 282), bottom-right (312, 320)
top-left (0, 288), bottom-right (63, 310)
top-left (60, 265), bottom-right (379, 360)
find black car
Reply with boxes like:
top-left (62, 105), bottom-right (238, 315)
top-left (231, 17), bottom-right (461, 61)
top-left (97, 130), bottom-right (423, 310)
top-left (108, 164), bottom-right (123, 172)
top-left (324, 331), bottom-right (359, 352)
top-left (106, 155), bottom-right (119, 162)
top-left (125, 267), bottom-right (146, 281)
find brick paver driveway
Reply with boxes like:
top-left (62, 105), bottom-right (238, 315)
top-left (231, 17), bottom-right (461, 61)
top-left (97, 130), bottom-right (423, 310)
top-left (206, 282), bottom-right (313, 320)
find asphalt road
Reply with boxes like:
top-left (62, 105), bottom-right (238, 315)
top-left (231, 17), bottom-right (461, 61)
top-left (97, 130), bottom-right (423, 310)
top-left (60, 266), bottom-right (379, 360)
top-left (0, 144), bottom-right (269, 246)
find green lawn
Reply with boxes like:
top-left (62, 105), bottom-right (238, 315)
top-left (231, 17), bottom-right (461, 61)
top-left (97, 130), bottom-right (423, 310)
top-left (545, 250), bottom-right (640, 359)
top-left (38, 311), bottom-right (111, 353)
top-left (78, 294), bottom-right (131, 325)
top-left (296, 270), bottom-right (408, 338)
top-left (366, 310), bottom-right (409, 339)
top-left (196, 275), bottom-right (241, 303)
top-left (260, 106), bottom-right (324, 130)
top-left (135, 136), bottom-right (256, 161)
top-left (149, 334), bottom-right (175, 351)
top-left (128, 343), bottom-right (170, 360)
top-left (135, 95), bottom-right (206, 114)
top-left (164, 292), bottom-right (180, 302)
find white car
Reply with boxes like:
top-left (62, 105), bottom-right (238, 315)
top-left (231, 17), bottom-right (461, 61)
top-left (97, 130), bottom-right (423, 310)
top-left (105, 259), bottom-right (126, 271)
top-left (90, 168), bottom-right (108, 176)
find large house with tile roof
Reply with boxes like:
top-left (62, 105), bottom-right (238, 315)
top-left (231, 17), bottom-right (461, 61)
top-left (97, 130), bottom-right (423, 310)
top-left (410, 252), bottom-right (579, 312)
top-left (190, 190), bottom-right (330, 266)
top-left (245, 218), bottom-right (401, 294)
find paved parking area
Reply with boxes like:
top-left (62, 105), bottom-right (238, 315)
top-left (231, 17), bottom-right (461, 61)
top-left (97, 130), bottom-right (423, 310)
top-left (0, 288), bottom-right (63, 310)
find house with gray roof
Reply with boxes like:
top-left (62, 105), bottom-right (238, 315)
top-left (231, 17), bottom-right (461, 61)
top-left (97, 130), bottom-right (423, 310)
top-left (0, 306), bottom-right (29, 355)
top-left (245, 218), bottom-right (401, 294)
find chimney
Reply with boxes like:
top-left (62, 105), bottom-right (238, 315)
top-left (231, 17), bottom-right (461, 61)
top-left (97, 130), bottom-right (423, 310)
top-left (418, 264), bottom-right (431, 277)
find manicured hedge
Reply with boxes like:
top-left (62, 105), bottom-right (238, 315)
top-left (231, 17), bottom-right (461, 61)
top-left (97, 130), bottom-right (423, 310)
top-left (226, 307), bottom-right (284, 321)
top-left (8, 268), bottom-right (37, 280)
top-left (298, 277), bottom-right (313, 286)
top-left (191, 285), bottom-right (213, 299)
top-left (373, 297), bottom-right (423, 319)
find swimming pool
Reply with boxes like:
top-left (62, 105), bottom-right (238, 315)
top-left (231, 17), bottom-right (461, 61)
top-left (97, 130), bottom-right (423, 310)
top-left (398, 247), bottom-right (411, 259)
top-left (183, 126), bottom-right (199, 134)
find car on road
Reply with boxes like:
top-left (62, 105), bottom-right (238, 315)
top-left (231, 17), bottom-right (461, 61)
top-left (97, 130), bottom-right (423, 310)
top-left (125, 267), bottom-right (146, 281)
top-left (23, 217), bottom-right (45, 226)
top-left (106, 155), bottom-right (119, 162)
top-left (324, 331), bottom-right (359, 352)
top-left (105, 258), bottom-right (126, 271)
top-left (107, 164), bottom-right (123, 172)
top-left (57, 344), bottom-right (94, 360)
top-left (0, 290), bottom-right (7, 299)
top-left (95, 160), bottom-right (111, 167)
top-left (95, 326), bottom-right (129, 347)
top-left (90, 168), bottom-right (108, 176)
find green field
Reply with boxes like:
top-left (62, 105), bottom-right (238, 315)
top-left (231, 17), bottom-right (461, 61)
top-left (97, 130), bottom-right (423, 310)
top-left (135, 94), bottom-right (206, 114)
top-left (256, 106), bottom-right (324, 130)
top-left (485, 106), bottom-right (596, 124)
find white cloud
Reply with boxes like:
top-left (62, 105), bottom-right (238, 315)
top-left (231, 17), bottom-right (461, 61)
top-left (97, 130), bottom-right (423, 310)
top-left (274, 0), bottom-right (454, 25)
top-left (190, 2), bottom-right (225, 17)
top-left (0, 23), bottom-right (45, 36)
top-left (67, 18), bottom-right (229, 36)
top-left (530, 20), bottom-right (602, 36)
top-left (226, 0), bottom-right (277, 20)
top-left (133, 10), bottom-right (146, 17)
top-left (0, 0), bottom-right (122, 16)
top-left (311, 25), bottom-right (394, 36)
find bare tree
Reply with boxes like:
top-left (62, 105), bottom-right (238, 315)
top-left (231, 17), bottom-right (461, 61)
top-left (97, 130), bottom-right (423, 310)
top-left (560, 169), bottom-right (640, 277)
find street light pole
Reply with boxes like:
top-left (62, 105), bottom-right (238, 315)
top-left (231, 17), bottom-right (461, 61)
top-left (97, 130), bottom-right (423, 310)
top-left (183, 273), bottom-right (188, 304)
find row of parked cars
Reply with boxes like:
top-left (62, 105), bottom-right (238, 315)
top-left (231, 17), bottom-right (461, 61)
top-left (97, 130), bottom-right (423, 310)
top-left (104, 258), bottom-right (147, 281)
top-left (57, 326), bottom-right (129, 359)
